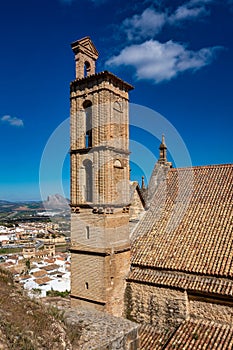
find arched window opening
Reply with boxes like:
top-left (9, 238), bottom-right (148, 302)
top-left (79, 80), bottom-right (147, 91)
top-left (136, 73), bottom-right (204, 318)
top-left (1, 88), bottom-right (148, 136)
top-left (85, 282), bottom-right (89, 290)
top-left (83, 159), bottom-right (93, 202)
top-left (113, 101), bottom-right (122, 148)
top-left (84, 61), bottom-right (91, 77)
top-left (114, 159), bottom-right (122, 168)
top-left (113, 101), bottom-right (122, 112)
top-left (83, 100), bottom-right (92, 148)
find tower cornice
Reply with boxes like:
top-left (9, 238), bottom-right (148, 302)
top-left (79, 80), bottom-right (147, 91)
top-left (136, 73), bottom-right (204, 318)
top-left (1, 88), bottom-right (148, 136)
top-left (70, 70), bottom-right (134, 92)
top-left (70, 145), bottom-right (130, 155)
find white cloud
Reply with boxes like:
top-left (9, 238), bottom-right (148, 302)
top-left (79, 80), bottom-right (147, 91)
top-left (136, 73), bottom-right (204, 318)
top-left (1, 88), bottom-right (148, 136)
top-left (1, 115), bottom-right (24, 127)
top-left (106, 40), bottom-right (223, 83)
top-left (122, 8), bottom-right (166, 41)
top-left (120, 1), bottom-right (215, 41)
top-left (169, 0), bottom-right (213, 23)
top-left (170, 6), bottom-right (207, 22)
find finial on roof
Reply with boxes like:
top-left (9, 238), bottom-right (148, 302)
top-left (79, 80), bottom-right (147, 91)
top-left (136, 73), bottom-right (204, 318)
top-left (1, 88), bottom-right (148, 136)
top-left (158, 134), bottom-right (167, 163)
top-left (160, 134), bottom-right (166, 149)
top-left (141, 176), bottom-right (146, 190)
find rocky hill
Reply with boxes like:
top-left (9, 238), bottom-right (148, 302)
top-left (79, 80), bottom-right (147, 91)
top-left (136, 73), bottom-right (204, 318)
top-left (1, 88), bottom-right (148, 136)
top-left (43, 194), bottom-right (69, 210)
top-left (0, 267), bottom-right (76, 349)
top-left (0, 267), bottom-right (139, 349)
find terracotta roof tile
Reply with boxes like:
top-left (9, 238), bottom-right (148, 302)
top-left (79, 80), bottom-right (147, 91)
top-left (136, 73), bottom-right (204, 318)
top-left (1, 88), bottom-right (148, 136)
top-left (140, 318), bottom-right (233, 349)
top-left (33, 269), bottom-right (47, 278)
top-left (132, 164), bottom-right (233, 279)
top-left (128, 267), bottom-right (233, 297)
top-left (165, 318), bottom-right (233, 349)
top-left (42, 264), bottom-right (59, 271)
top-left (35, 276), bottom-right (51, 285)
top-left (139, 324), bottom-right (172, 349)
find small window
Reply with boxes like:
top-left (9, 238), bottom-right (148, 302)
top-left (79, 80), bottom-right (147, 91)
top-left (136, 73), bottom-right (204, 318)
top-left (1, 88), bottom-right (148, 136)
top-left (83, 159), bottom-right (93, 202)
top-left (85, 282), bottom-right (89, 290)
top-left (86, 226), bottom-right (90, 239)
top-left (83, 100), bottom-right (92, 148)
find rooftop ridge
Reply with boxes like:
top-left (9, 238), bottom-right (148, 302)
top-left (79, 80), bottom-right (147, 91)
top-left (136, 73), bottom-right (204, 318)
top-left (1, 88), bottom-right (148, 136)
top-left (170, 163), bottom-right (233, 171)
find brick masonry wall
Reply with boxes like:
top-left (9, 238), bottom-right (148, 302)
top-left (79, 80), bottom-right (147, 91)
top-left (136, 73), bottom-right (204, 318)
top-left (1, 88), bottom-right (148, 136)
top-left (71, 211), bottom-right (130, 249)
top-left (71, 249), bottom-right (131, 317)
top-left (105, 250), bottom-right (131, 317)
top-left (71, 252), bottom-right (106, 303)
top-left (70, 59), bottom-right (132, 317)
top-left (71, 209), bottom-right (131, 316)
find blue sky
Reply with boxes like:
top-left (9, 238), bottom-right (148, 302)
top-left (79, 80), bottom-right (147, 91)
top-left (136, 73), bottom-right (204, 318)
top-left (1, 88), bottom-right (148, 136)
top-left (0, 0), bottom-right (232, 201)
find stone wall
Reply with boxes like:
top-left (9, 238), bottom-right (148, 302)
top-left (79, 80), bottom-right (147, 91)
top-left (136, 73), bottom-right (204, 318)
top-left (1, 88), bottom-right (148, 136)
top-left (126, 280), bottom-right (233, 334)
top-left (46, 297), bottom-right (140, 350)
top-left (189, 296), bottom-right (233, 324)
top-left (130, 186), bottom-right (145, 222)
top-left (125, 282), bottom-right (188, 332)
top-left (64, 307), bottom-right (140, 349)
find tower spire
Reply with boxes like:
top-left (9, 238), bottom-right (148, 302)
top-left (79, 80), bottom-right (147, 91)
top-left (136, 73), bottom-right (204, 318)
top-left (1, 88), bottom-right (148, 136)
top-left (158, 134), bottom-right (167, 164)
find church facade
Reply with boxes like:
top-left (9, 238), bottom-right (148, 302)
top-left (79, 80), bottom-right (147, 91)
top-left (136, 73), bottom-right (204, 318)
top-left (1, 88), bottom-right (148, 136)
top-left (70, 37), bottom-right (233, 349)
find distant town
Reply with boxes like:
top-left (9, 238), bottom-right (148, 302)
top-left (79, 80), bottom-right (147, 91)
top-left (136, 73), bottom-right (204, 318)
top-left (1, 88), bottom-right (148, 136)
top-left (0, 195), bottom-right (71, 297)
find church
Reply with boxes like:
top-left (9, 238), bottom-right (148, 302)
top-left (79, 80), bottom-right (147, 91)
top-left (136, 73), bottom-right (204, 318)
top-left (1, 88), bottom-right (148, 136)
top-left (69, 37), bottom-right (233, 349)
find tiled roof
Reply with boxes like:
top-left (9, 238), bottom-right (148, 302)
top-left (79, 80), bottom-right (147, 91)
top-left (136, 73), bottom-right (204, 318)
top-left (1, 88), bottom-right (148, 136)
top-left (139, 324), bottom-right (172, 349)
top-left (44, 258), bottom-right (55, 264)
top-left (128, 267), bottom-right (233, 297)
top-left (19, 274), bottom-right (31, 281)
top-left (140, 318), bottom-right (233, 349)
top-left (33, 269), bottom-right (47, 278)
top-left (132, 164), bottom-right (233, 278)
top-left (42, 264), bottom-right (59, 272)
top-left (35, 276), bottom-right (51, 285)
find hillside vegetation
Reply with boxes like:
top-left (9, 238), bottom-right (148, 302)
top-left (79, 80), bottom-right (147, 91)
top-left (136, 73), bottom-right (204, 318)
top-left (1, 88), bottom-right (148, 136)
top-left (0, 267), bottom-right (79, 349)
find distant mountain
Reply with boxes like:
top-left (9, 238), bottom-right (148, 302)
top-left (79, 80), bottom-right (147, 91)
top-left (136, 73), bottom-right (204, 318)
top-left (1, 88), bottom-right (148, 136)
top-left (0, 200), bottom-right (12, 205)
top-left (43, 194), bottom-right (69, 210)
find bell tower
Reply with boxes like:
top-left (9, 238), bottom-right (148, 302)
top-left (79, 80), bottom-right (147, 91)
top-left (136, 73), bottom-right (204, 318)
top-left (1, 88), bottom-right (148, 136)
top-left (70, 37), bottom-right (133, 316)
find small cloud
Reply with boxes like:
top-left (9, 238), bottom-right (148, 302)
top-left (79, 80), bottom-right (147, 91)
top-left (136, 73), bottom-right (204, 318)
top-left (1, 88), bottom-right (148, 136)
top-left (170, 6), bottom-right (207, 22)
top-left (1, 115), bottom-right (24, 127)
top-left (169, 0), bottom-right (213, 23)
top-left (122, 8), bottom-right (166, 41)
top-left (120, 1), bottom-right (215, 41)
top-left (106, 40), bottom-right (223, 84)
